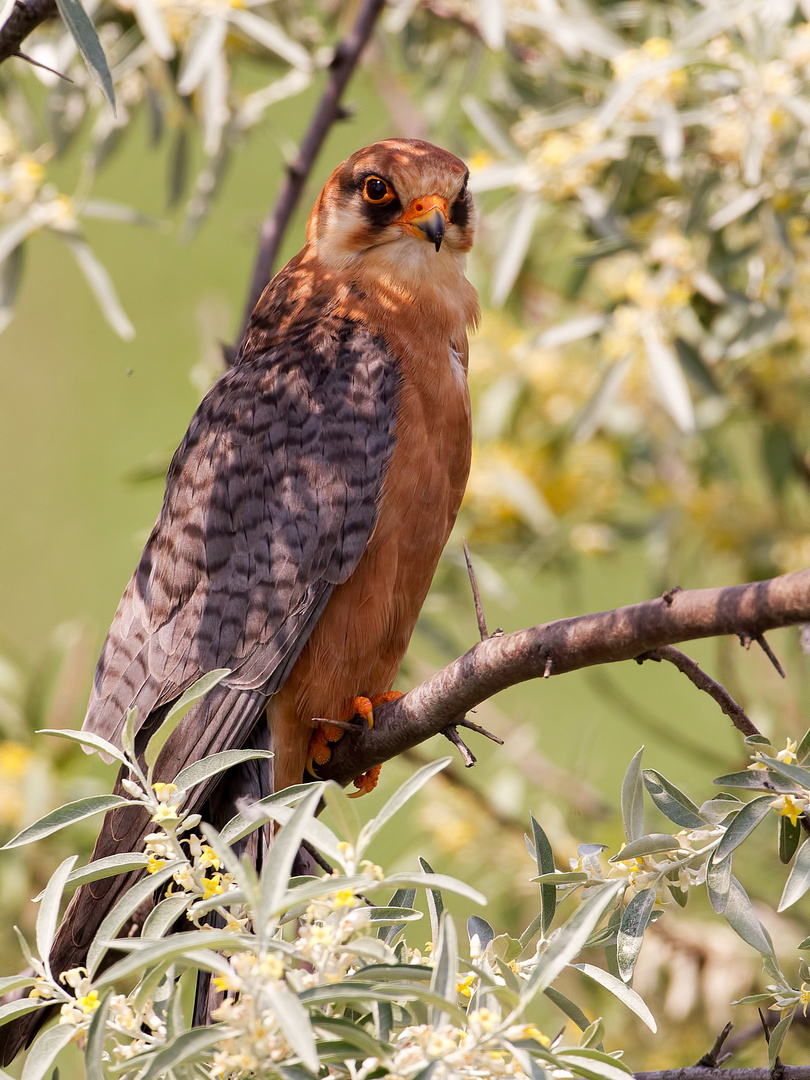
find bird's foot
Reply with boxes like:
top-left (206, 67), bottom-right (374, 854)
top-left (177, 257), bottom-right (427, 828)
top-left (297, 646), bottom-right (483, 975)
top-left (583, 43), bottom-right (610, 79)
top-left (306, 692), bottom-right (404, 796)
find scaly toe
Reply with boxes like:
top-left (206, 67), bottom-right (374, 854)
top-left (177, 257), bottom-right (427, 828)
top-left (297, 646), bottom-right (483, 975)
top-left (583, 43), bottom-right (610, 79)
top-left (350, 695), bottom-right (375, 730)
top-left (348, 764), bottom-right (383, 798)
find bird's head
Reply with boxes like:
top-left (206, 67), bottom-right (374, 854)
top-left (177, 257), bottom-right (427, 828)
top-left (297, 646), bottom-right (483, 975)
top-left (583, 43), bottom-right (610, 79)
top-left (306, 139), bottom-right (475, 282)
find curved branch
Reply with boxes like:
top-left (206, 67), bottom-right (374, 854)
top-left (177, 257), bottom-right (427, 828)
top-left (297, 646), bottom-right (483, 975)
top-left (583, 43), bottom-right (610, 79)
top-left (319, 568), bottom-right (810, 786)
top-left (236, 0), bottom-right (387, 344)
top-left (0, 0), bottom-right (57, 64)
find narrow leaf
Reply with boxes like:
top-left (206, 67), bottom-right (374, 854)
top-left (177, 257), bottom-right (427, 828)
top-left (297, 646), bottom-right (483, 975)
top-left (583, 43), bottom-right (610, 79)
top-left (530, 814), bottom-right (556, 934)
top-left (706, 849), bottom-right (732, 914)
top-left (87, 861), bottom-right (178, 976)
top-left (642, 770), bottom-right (704, 828)
top-left (142, 1026), bottom-right (226, 1080)
top-left (723, 875), bottom-right (775, 957)
top-left (35, 853), bottom-right (149, 900)
top-left (429, 912), bottom-right (458, 1027)
top-left (357, 758), bottom-right (451, 857)
top-left (609, 834), bottom-right (680, 862)
top-left (621, 748), bottom-right (645, 843)
top-left (85, 990), bottom-right (112, 1080)
top-left (768, 1011), bottom-right (794, 1070)
top-left (521, 880), bottom-right (624, 1005)
top-left (53, 0), bottom-right (115, 111)
top-left (172, 748), bottom-right (273, 793)
top-left (778, 838), bottom-right (810, 912)
top-left (714, 796), bottom-right (772, 862)
top-left (20, 1023), bottom-right (74, 1080)
top-left (142, 894), bottom-right (190, 938)
top-left (265, 987), bottom-right (319, 1073)
top-left (573, 963), bottom-right (656, 1031)
top-left (543, 986), bottom-right (592, 1032)
top-left (144, 670), bottom-right (230, 771)
top-left (379, 888), bottom-right (416, 946)
top-left (36, 728), bottom-right (128, 766)
top-left (256, 785), bottom-right (323, 938)
top-left (65, 237), bottom-right (134, 340)
top-left (617, 887), bottom-right (655, 982)
top-left (2, 795), bottom-right (129, 849)
top-left (419, 856), bottom-right (443, 945)
top-left (36, 856), bottom-right (78, 972)
top-left (468, 915), bottom-right (495, 957)
top-left (779, 814), bottom-right (802, 864)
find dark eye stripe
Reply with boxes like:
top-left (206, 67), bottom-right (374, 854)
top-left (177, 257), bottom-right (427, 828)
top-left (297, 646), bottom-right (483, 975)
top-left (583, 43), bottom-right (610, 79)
top-left (450, 191), bottom-right (470, 228)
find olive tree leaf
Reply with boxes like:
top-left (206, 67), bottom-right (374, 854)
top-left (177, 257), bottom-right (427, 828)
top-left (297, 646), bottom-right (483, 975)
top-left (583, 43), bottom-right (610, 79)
top-left (53, 0), bottom-right (116, 112)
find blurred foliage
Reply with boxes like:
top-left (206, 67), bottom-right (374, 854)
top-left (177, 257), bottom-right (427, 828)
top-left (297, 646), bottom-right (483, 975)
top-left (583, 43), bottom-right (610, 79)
top-left (4, 0), bottom-right (810, 1072)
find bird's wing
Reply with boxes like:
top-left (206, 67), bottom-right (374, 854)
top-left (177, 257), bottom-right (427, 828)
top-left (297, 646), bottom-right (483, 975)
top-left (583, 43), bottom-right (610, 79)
top-left (84, 316), bottom-right (400, 749)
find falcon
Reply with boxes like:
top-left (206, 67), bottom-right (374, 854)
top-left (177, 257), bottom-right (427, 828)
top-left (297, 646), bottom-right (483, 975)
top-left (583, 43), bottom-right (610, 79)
top-left (0, 137), bottom-right (478, 1063)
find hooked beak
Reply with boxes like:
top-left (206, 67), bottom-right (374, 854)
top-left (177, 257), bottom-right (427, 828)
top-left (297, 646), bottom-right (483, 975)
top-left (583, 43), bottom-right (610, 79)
top-left (395, 194), bottom-right (448, 252)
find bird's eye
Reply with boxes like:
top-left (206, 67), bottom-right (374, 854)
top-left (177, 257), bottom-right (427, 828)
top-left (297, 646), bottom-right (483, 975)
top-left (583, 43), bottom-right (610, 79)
top-left (363, 176), bottom-right (394, 205)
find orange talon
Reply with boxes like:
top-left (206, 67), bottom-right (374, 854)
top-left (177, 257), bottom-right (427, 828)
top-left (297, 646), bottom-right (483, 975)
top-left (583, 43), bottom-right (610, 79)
top-left (350, 695), bottom-right (375, 729)
top-left (348, 764), bottom-right (382, 798)
top-left (306, 721), bottom-right (346, 776)
top-left (307, 691), bottom-right (403, 785)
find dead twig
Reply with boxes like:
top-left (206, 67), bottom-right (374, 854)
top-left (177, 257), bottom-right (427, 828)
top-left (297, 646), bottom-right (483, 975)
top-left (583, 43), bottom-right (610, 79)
top-left (463, 538), bottom-right (488, 641)
top-left (442, 724), bottom-right (476, 766)
top-left (694, 1022), bottom-right (734, 1068)
top-left (235, 0), bottom-right (386, 347)
top-left (755, 632), bottom-right (787, 679)
top-left (641, 645), bottom-right (760, 738)
top-left (0, 0), bottom-right (57, 65)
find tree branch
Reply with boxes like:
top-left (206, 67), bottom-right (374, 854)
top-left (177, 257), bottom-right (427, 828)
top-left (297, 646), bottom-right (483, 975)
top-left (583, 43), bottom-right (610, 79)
top-left (317, 568), bottom-right (810, 786)
top-left (235, 0), bottom-right (387, 346)
top-left (633, 1070), bottom-right (810, 1080)
top-left (0, 0), bottom-right (57, 65)
top-left (641, 645), bottom-right (759, 738)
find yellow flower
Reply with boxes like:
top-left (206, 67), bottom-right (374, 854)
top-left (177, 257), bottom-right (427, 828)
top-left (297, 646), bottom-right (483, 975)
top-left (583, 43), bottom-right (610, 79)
top-left (152, 782), bottom-right (179, 802)
top-left (642, 37), bottom-right (672, 60)
top-left (198, 845), bottom-right (220, 870)
top-left (456, 973), bottom-right (475, 999)
top-left (260, 953), bottom-right (284, 979)
top-left (151, 804), bottom-right (180, 823)
top-left (147, 856), bottom-right (167, 874)
top-left (776, 740), bottom-right (798, 764)
top-left (801, 982), bottom-right (810, 1016)
top-left (769, 794), bottom-right (806, 827)
top-left (78, 991), bottom-right (100, 1015)
top-left (332, 889), bottom-right (356, 908)
top-left (201, 873), bottom-right (224, 900)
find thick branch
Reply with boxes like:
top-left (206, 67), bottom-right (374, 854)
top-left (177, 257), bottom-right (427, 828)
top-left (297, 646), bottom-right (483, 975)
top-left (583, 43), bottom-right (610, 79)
top-left (633, 1070), bottom-right (810, 1080)
top-left (236, 0), bottom-right (386, 343)
top-left (318, 568), bottom-right (810, 786)
top-left (0, 0), bottom-right (57, 64)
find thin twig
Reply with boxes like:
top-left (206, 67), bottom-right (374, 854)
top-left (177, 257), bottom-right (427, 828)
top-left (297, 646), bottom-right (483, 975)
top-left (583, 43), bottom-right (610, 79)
top-left (0, 0), bottom-right (57, 64)
top-left (442, 724), bottom-right (476, 766)
top-left (695, 1022), bottom-right (734, 1068)
top-left (642, 645), bottom-right (761, 738)
top-left (463, 538), bottom-right (488, 641)
top-left (235, 0), bottom-right (386, 346)
top-left (755, 633), bottom-right (787, 679)
top-left (457, 717), bottom-right (504, 744)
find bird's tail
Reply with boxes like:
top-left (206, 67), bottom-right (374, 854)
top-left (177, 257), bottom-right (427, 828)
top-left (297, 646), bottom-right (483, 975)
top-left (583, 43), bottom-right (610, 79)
top-left (0, 685), bottom-right (270, 1066)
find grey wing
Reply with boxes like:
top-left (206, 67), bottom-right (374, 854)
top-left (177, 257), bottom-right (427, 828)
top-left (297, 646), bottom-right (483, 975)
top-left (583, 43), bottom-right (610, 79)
top-left (84, 321), bottom-right (400, 749)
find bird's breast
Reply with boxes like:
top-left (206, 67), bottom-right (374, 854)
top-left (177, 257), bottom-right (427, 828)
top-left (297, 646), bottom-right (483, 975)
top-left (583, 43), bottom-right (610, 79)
top-left (279, 339), bottom-right (472, 729)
